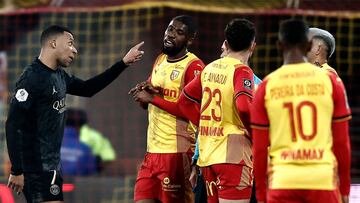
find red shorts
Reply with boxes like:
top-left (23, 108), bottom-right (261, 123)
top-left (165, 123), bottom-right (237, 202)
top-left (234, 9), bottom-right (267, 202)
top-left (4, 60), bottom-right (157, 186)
top-left (267, 189), bottom-right (340, 203)
top-left (201, 163), bottom-right (253, 203)
top-left (134, 152), bottom-right (194, 203)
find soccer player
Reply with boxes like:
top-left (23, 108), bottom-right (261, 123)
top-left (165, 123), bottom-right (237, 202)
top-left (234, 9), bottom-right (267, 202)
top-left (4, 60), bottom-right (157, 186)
top-left (307, 27), bottom-right (338, 75)
top-left (251, 19), bottom-right (351, 203)
top-left (133, 18), bottom-right (257, 203)
top-left (131, 15), bottom-right (205, 203)
top-left (5, 25), bottom-right (144, 203)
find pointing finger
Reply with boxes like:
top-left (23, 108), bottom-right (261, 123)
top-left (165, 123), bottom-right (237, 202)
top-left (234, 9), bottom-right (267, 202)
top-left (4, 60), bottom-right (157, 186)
top-left (134, 41), bottom-right (144, 49)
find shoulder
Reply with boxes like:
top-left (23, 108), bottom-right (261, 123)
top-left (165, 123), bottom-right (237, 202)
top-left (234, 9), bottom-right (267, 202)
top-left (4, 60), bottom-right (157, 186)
top-left (154, 53), bottom-right (166, 65)
top-left (16, 65), bottom-right (42, 88)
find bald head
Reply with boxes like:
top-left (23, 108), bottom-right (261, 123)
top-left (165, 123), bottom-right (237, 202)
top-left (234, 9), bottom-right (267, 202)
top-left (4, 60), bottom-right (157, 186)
top-left (309, 28), bottom-right (335, 58)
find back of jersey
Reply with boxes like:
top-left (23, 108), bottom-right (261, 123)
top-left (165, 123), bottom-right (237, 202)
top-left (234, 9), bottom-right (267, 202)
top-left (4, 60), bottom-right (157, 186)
top-left (197, 57), bottom-right (252, 167)
top-left (264, 62), bottom-right (336, 190)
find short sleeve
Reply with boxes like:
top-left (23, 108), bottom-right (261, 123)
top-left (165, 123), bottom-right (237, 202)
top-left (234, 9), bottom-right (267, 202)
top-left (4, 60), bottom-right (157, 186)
top-left (234, 65), bottom-right (254, 99)
top-left (184, 59), bottom-right (205, 85)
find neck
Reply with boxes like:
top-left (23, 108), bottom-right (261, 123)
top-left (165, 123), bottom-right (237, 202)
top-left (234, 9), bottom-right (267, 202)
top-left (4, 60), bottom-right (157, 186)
top-left (167, 49), bottom-right (188, 61)
top-left (283, 49), bottom-right (308, 65)
top-left (226, 50), bottom-right (250, 65)
top-left (314, 56), bottom-right (327, 67)
top-left (38, 49), bottom-right (58, 70)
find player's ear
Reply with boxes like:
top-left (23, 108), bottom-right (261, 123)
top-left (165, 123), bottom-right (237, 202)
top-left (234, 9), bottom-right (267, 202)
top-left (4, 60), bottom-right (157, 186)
top-left (224, 40), bottom-right (230, 51)
top-left (187, 38), bottom-right (193, 46)
top-left (50, 40), bottom-right (56, 49)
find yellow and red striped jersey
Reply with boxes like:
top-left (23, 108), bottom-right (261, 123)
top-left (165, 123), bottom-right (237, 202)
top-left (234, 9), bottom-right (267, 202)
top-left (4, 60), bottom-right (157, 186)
top-left (184, 56), bottom-right (254, 167)
top-left (147, 52), bottom-right (204, 153)
top-left (251, 62), bottom-right (351, 190)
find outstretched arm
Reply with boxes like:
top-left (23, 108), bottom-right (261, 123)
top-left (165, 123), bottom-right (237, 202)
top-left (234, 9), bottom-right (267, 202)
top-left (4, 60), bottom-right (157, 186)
top-left (67, 42), bottom-right (144, 97)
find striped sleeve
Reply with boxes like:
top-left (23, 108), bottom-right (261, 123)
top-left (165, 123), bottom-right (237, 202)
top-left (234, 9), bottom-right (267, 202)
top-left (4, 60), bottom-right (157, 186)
top-left (234, 65), bottom-right (254, 99)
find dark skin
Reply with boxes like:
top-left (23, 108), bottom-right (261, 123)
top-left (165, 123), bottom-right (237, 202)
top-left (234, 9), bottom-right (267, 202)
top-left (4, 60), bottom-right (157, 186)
top-left (129, 19), bottom-right (194, 100)
top-left (267, 34), bottom-right (349, 203)
top-left (130, 19), bottom-right (195, 203)
top-left (277, 35), bottom-right (312, 65)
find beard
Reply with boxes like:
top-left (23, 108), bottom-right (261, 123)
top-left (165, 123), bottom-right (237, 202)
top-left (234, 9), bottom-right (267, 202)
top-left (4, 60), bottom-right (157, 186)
top-left (162, 43), bottom-right (186, 57)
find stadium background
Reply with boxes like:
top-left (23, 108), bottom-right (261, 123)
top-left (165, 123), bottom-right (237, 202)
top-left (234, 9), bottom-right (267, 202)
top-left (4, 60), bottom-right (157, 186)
top-left (0, 0), bottom-right (359, 202)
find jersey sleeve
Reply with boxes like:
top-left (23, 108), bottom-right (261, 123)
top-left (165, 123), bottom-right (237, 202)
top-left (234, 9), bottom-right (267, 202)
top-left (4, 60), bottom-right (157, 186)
top-left (66, 60), bottom-right (128, 97)
top-left (250, 79), bottom-right (269, 129)
top-left (330, 74), bottom-right (351, 122)
top-left (233, 66), bottom-right (254, 133)
top-left (234, 65), bottom-right (254, 99)
top-left (329, 74), bottom-right (351, 195)
top-left (183, 73), bottom-right (202, 104)
top-left (184, 59), bottom-right (205, 85)
top-left (250, 79), bottom-right (270, 201)
top-left (6, 74), bottom-right (39, 175)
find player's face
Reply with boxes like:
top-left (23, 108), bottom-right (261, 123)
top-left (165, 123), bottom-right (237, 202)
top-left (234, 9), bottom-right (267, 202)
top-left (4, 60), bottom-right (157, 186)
top-left (307, 33), bottom-right (317, 63)
top-left (162, 20), bottom-right (189, 57)
top-left (55, 32), bottom-right (78, 67)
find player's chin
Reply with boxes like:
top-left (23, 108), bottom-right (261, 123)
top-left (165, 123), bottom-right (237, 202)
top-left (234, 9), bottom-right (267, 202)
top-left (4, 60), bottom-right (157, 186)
top-left (139, 101), bottom-right (148, 110)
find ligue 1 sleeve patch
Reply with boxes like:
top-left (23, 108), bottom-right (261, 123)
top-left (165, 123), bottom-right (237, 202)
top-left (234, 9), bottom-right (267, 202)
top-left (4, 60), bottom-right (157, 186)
top-left (15, 88), bottom-right (29, 102)
top-left (243, 79), bottom-right (252, 90)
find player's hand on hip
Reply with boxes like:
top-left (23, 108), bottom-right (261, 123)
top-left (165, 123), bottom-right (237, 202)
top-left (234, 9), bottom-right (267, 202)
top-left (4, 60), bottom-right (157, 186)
top-left (123, 41), bottom-right (145, 65)
top-left (133, 90), bottom-right (153, 103)
top-left (7, 174), bottom-right (24, 195)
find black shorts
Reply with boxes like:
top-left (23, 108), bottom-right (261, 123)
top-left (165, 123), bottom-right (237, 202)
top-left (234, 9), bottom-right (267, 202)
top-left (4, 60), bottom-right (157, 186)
top-left (23, 170), bottom-right (64, 203)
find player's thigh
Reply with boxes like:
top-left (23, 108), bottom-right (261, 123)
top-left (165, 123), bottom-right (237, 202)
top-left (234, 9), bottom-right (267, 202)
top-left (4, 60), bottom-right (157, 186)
top-left (134, 154), bottom-right (161, 201)
top-left (201, 166), bottom-right (219, 203)
top-left (23, 171), bottom-right (64, 203)
top-left (212, 164), bottom-right (252, 201)
top-left (219, 199), bottom-right (250, 203)
top-left (158, 153), bottom-right (193, 203)
top-left (267, 189), bottom-right (302, 203)
top-left (305, 189), bottom-right (340, 203)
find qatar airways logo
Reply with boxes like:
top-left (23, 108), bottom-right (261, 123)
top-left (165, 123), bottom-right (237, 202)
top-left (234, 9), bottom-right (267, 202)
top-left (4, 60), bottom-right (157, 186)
top-left (53, 98), bottom-right (66, 113)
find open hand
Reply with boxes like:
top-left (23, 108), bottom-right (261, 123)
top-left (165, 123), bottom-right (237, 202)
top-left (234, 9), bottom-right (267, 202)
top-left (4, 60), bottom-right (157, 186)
top-left (123, 41), bottom-right (145, 65)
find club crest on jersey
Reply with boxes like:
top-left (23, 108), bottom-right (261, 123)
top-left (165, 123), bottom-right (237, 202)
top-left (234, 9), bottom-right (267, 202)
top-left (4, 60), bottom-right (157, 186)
top-left (243, 79), bottom-right (252, 90)
top-left (15, 89), bottom-right (29, 102)
top-left (170, 70), bottom-right (180, 80)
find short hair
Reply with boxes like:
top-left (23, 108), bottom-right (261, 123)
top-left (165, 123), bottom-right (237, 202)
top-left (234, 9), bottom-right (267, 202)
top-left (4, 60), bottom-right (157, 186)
top-left (40, 25), bottom-right (73, 46)
top-left (225, 18), bottom-right (256, 51)
top-left (279, 19), bottom-right (309, 46)
top-left (309, 27), bottom-right (336, 58)
top-left (172, 15), bottom-right (198, 37)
